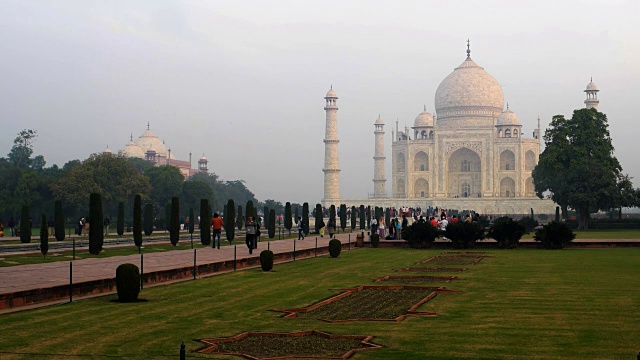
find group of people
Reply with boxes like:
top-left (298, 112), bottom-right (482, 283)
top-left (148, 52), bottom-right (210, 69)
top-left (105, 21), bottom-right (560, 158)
top-left (371, 215), bottom-right (407, 240)
top-left (314, 216), bottom-right (336, 239)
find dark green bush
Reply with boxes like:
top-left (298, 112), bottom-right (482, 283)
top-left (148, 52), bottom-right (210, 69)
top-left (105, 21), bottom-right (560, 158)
top-left (487, 217), bottom-right (526, 249)
top-left (328, 239), bottom-right (341, 258)
top-left (534, 221), bottom-right (575, 249)
top-left (403, 220), bottom-right (440, 248)
top-left (260, 250), bottom-right (274, 271)
top-left (115, 263), bottom-right (140, 302)
top-left (370, 233), bottom-right (380, 248)
top-left (518, 216), bottom-right (539, 232)
top-left (444, 221), bottom-right (485, 249)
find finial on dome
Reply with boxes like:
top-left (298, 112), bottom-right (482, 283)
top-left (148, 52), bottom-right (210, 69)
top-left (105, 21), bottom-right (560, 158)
top-left (506, 102), bottom-right (509, 110)
top-left (424, 104), bottom-right (426, 112)
top-left (130, 133), bottom-right (133, 141)
top-left (466, 39), bottom-right (471, 59)
top-left (147, 122), bottom-right (150, 130)
top-left (591, 76), bottom-right (593, 82)
top-left (331, 84), bottom-right (333, 90)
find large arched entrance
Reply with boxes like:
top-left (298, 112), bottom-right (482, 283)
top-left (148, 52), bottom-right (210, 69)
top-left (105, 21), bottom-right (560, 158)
top-left (414, 178), bottom-right (429, 198)
top-left (447, 147), bottom-right (481, 197)
top-left (500, 150), bottom-right (515, 171)
top-left (414, 151), bottom-right (429, 171)
top-left (396, 153), bottom-right (406, 173)
top-left (500, 177), bottom-right (516, 197)
top-left (396, 178), bottom-right (405, 197)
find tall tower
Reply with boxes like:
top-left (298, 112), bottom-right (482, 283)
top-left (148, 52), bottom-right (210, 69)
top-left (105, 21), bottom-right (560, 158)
top-left (322, 86), bottom-right (340, 205)
top-left (584, 77), bottom-right (599, 110)
top-left (373, 115), bottom-right (386, 198)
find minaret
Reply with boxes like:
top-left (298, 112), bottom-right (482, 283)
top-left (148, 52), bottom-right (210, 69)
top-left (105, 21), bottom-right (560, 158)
top-left (322, 86), bottom-right (340, 205)
top-left (373, 115), bottom-right (386, 198)
top-left (584, 77), bottom-right (599, 110)
top-left (533, 116), bottom-right (541, 142)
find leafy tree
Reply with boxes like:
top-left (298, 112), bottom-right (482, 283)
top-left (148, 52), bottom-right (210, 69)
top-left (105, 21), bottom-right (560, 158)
top-left (145, 165), bottom-right (185, 207)
top-left (20, 205), bottom-right (31, 243)
top-left (302, 202), bottom-right (309, 235)
top-left (117, 202), bottom-right (125, 236)
top-left (339, 204), bottom-right (347, 232)
top-left (144, 203), bottom-right (154, 237)
top-left (54, 200), bottom-right (65, 241)
top-left (133, 195), bottom-right (142, 248)
top-left (534, 221), bottom-right (575, 249)
top-left (181, 180), bottom-right (213, 216)
top-left (169, 197), bottom-right (180, 246)
top-left (487, 217), bottom-right (526, 249)
top-left (226, 199), bottom-right (235, 243)
top-left (606, 174), bottom-right (639, 219)
top-left (236, 205), bottom-right (243, 230)
top-left (200, 199), bottom-right (211, 246)
top-left (89, 193), bottom-right (104, 255)
top-left (8, 129), bottom-right (37, 169)
top-left (284, 202), bottom-right (292, 235)
top-left (359, 205), bottom-right (365, 230)
top-left (262, 199), bottom-right (284, 215)
top-left (268, 209), bottom-right (276, 239)
top-left (40, 214), bottom-right (48, 257)
top-left (127, 157), bottom-right (155, 173)
top-left (351, 206), bottom-right (357, 230)
top-left (534, 108), bottom-right (621, 229)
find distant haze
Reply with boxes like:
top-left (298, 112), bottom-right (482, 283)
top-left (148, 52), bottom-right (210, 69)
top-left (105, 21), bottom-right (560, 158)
top-left (1, 0), bottom-right (638, 204)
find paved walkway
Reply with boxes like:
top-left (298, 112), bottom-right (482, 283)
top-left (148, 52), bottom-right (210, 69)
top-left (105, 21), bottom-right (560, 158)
top-left (0, 232), bottom-right (359, 295)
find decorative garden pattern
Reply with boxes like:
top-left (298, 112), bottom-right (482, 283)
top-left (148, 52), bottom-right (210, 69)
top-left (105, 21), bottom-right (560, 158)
top-left (273, 285), bottom-right (457, 322)
top-left (374, 275), bottom-right (459, 283)
top-left (395, 267), bottom-right (467, 273)
top-left (197, 330), bottom-right (382, 359)
top-left (417, 255), bottom-right (486, 265)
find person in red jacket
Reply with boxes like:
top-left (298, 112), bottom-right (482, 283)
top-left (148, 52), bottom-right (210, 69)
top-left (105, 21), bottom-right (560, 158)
top-left (210, 213), bottom-right (224, 249)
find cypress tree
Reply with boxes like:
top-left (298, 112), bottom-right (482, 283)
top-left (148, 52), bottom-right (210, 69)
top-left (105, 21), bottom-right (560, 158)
top-left (268, 209), bottom-right (276, 239)
top-left (200, 199), bottom-right (211, 246)
top-left (223, 204), bottom-right (228, 223)
top-left (263, 206), bottom-right (269, 229)
top-left (245, 201), bottom-right (254, 223)
top-left (385, 207), bottom-right (391, 226)
top-left (236, 205), bottom-right (243, 230)
top-left (359, 205), bottom-right (365, 230)
top-left (366, 206), bottom-right (371, 228)
top-left (133, 194), bottom-right (142, 248)
top-left (89, 193), bottom-right (104, 255)
top-left (351, 206), bottom-right (357, 230)
top-left (54, 200), bottom-right (65, 241)
top-left (226, 199), bottom-right (235, 243)
top-left (339, 204), bottom-right (347, 232)
top-left (40, 213), bottom-right (48, 258)
top-left (284, 202), bottom-right (292, 235)
top-left (170, 197), bottom-right (180, 246)
top-left (302, 202), bottom-right (309, 235)
top-left (314, 203), bottom-right (322, 234)
top-left (117, 202), bottom-right (124, 237)
top-left (189, 207), bottom-right (195, 235)
top-left (329, 205), bottom-right (336, 226)
top-left (294, 207), bottom-right (299, 224)
top-left (20, 204), bottom-right (31, 243)
top-left (144, 203), bottom-right (154, 237)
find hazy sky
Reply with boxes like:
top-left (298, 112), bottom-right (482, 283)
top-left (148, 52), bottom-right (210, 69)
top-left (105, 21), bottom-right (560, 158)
top-left (1, 0), bottom-right (639, 204)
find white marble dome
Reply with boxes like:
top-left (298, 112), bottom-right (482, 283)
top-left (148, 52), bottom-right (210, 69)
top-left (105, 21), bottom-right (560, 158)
top-left (374, 115), bottom-right (384, 125)
top-left (586, 81), bottom-right (598, 91)
top-left (122, 139), bottom-right (145, 158)
top-left (435, 57), bottom-right (504, 117)
top-left (136, 128), bottom-right (168, 157)
top-left (413, 110), bottom-right (434, 127)
top-left (325, 87), bottom-right (337, 98)
top-left (497, 108), bottom-right (520, 125)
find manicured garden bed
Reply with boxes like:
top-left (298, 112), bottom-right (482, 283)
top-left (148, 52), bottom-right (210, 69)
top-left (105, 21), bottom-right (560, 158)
top-left (396, 267), bottom-right (467, 272)
top-left (417, 255), bottom-right (486, 265)
top-left (374, 275), bottom-right (459, 283)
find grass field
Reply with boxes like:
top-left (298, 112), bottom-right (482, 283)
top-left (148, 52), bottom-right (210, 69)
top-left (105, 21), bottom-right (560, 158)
top-left (0, 247), bottom-right (639, 359)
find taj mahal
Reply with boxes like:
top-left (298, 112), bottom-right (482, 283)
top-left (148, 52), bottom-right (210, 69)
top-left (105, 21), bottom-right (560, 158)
top-left (322, 43), bottom-right (600, 215)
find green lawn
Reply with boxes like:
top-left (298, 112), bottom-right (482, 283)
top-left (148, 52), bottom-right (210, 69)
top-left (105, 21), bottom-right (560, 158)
top-left (0, 248), bottom-right (638, 359)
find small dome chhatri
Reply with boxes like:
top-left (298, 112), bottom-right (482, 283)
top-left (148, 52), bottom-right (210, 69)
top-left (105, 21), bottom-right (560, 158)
top-left (585, 77), bottom-right (598, 92)
top-left (325, 85), bottom-right (337, 98)
top-left (374, 114), bottom-right (384, 125)
top-left (497, 108), bottom-right (520, 126)
top-left (413, 106), bottom-right (434, 127)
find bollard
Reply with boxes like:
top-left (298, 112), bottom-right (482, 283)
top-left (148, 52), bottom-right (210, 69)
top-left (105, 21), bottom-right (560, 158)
top-left (190, 233), bottom-right (193, 249)
top-left (193, 249), bottom-right (197, 280)
top-left (234, 245), bottom-right (237, 271)
top-left (69, 262), bottom-right (73, 303)
top-left (268, 241), bottom-right (270, 251)
top-left (140, 253), bottom-right (144, 289)
top-left (180, 342), bottom-right (186, 360)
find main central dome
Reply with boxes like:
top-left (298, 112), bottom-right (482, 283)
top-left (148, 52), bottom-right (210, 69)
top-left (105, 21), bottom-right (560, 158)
top-left (434, 56), bottom-right (504, 121)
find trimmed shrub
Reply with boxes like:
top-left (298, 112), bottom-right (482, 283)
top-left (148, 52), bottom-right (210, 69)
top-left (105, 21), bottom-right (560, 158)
top-left (555, 206), bottom-right (560, 222)
top-left (54, 200), bottom-right (65, 241)
top-left (144, 203), bottom-right (154, 237)
top-left (226, 199), bottom-right (236, 242)
top-left (445, 221), bottom-right (485, 249)
top-left (366, 206), bottom-right (371, 228)
top-left (302, 202), bottom-right (309, 235)
top-left (200, 199), bottom-right (211, 246)
top-left (328, 239), bottom-right (341, 258)
top-left (169, 197), bottom-right (180, 246)
top-left (403, 220), bottom-right (440, 248)
top-left (268, 209), bottom-right (276, 238)
top-left (339, 204), bottom-right (347, 232)
top-left (370, 233), bottom-right (380, 248)
top-left (351, 206), bottom-right (357, 230)
top-left (20, 205), bottom-right (31, 243)
top-left (518, 216), bottom-right (539, 232)
top-left (314, 203), bottom-right (322, 234)
top-left (285, 202), bottom-right (293, 235)
top-left (487, 217), bottom-right (526, 249)
top-left (115, 263), bottom-right (140, 302)
top-left (133, 195), bottom-right (142, 248)
top-left (117, 202), bottom-right (124, 236)
top-left (40, 214), bottom-right (48, 257)
top-left (260, 250), bottom-right (274, 271)
top-left (534, 221), bottom-right (575, 249)
top-left (188, 207), bottom-right (195, 235)
top-left (359, 205), bottom-right (365, 230)
top-left (89, 193), bottom-right (104, 255)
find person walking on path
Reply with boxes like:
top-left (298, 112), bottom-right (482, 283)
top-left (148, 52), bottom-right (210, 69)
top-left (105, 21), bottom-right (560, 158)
top-left (103, 216), bottom-right (110, 236)
top-left (77, 217), bottom-right (84, 236)
top-left (318, 217), bottom-right (325, 237)
top-left (47, 217), bottom-right (55, 238)
top-left (210, 213), bottom-right (223, 249)
top-left (327, 217), bottom-right (336, 239)
top-left (245, 216), bottom-right (257, 254)
top-left (297, 216), bottom-right (305, 240)
top-left (8, 217), bottom-right (15, 237)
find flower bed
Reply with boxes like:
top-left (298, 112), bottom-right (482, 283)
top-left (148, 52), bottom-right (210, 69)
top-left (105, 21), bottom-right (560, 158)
top-left (197, 330), bottom-right (382, 359)
top-left (395, 267), bottom-right (467, 273)
top-left (374, 275), bottom-right (459, 283)
top-left (417, 255), bottom-right (485, 265)
top-left (274, 285), bottom-right (457, 322)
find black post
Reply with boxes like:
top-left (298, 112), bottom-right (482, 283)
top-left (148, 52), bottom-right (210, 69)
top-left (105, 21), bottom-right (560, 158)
top-left (268, 241), bottom-right (270, 251)
top-left (72, 238), bottom-right (75, 260)
top-left (69, 262), bottom-right (72, 303)
top-left (140, 253), bottom-right (144, 289)
top-left (293, 237), bottom-right (296, 261)
top-left (180, 342), bottom-right (186, 360)
top-left (190, 233), bottom-right (193, 249)
top-left (193, 249), bottom-right (197, 280)
top-left (233, 245), bottom-right (236, 271)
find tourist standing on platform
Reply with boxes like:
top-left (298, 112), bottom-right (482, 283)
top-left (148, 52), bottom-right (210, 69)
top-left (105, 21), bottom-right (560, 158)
top-left (378, 217), bottom-right (385, 238)
top-left (297, 216), bottom-right (305, 240)
top-left (84, 217), bottom-right (90, 236)
top-left (245, 216), bottom-right (256, 254)
top-left (8, 217), bottom-right (15, 236)
top-left (211, 213), bottom-right (223, 249)
top-left (371, 217), bottom-right (378, 235)
top-left (396, 218), bottom-right (402, 239)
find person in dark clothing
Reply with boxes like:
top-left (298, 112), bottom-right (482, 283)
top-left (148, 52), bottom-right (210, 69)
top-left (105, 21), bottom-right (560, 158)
top-left (8, 217), bottom-right (15, 236)
top-left (103, 216), bottom-right (110, 236)
top-left (245, 216), bottom-right (257, 254)
top-left (402, 215), bottom-right (408, 231)
top-left (48, 217), bottom-right (55, 238)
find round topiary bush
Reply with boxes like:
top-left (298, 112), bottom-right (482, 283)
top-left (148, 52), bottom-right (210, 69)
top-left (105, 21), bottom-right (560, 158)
top-left (370, 233), bottom-right (380, 248)
top-left (260, 250), bottom-right (274, 271)
top-left (328, 239), bottom-right (341, 258)
top-left (116, 263), bottom-right (140, 302)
